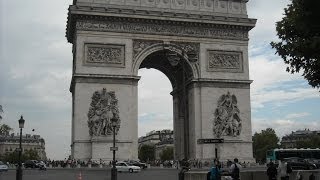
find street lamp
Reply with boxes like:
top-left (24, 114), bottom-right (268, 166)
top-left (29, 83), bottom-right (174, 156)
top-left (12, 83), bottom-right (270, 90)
top-left (111, 117), bottom-right (118, 180)
top-left (16, 116), bottom-right (25, 180)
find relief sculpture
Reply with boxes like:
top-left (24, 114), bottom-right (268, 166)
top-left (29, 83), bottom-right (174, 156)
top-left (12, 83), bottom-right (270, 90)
top-left (213, 92), bottom-right (242, 138)
top-left (88, 88), bottom-right (120, 136)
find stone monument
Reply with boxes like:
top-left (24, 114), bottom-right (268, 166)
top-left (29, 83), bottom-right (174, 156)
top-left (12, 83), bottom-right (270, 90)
top-left (66, 0), bottom-right (256, 162)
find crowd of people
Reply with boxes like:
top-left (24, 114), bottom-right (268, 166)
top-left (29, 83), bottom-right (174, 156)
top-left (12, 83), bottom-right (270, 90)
top-left (267, 160), bottom-right (316, 180)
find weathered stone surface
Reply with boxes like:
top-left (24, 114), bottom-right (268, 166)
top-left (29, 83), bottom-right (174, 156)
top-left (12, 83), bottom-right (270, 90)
top-left (67, 0), bottom-right (255, 162)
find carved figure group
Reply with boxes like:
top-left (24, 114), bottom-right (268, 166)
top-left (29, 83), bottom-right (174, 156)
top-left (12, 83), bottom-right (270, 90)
top-left (87, 88), bottom-right (120, 136)
top-left (213, 92), bottom-right (242, 138)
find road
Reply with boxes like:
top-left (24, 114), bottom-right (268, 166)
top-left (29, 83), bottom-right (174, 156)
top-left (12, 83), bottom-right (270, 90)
top-left (0, 168), bottom-right (179, 180)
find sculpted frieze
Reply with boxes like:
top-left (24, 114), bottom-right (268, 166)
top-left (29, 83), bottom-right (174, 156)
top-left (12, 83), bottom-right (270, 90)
top-left (133, 39), bottom-right (162, 59)
top-left (213, 92), bottom-right (242, 138)
top-left (88, 88), bottom-right (121, 136)
top-left (207, 50), bottom-right (243, 72)
top-left (85, 44), bottom-right (125, 67)
top-left (170, 41), bottom-right (200, 63)
top-left (76, 20), bottom-right (248, 41)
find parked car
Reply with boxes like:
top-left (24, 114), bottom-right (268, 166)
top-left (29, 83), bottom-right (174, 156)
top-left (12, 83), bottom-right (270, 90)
top-left (37, 161), bottom-right (47, 170)
top-left (283, 157), bottom-right (317, 170)
top-left (24, 160), bottom-right (39, 169)
top-left (126, 160), bottom-right (147, 169)
top-left (305, 159), bottom-right (320, 169)
top-left (116, 161), bottom-right (141, 173)
top-left (0, 161), bottom-right (8, 172)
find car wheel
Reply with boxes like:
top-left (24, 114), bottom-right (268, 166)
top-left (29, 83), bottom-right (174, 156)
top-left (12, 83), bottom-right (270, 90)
top-left (129, 169), bottom-right (133, 173)
top-left (309, 166), bottom-right (314, 170)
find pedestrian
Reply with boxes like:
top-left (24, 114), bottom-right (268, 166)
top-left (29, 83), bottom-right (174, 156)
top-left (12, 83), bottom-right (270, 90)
top-left (267, 161), bottom-right (277, 180)
top-left (229, 158), bottom-right (241, 180)
top-left (309, 173), bottom-right (315, 180)
top-left (209, 159), bottom-right (222, 180)
top-left (296, 170), bottom-right (303, 180)
top-left (278, 160), bottom-right (289, 180)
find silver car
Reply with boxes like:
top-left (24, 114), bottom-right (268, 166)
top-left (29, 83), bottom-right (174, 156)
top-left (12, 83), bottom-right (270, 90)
top-left (0, 161), bottom-right (8, 172)
top-left (116, 162), bottom-right (141, 173)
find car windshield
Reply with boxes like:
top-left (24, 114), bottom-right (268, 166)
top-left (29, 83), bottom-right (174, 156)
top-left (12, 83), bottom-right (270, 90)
top-left (0, 161), bottom-right (4, 165)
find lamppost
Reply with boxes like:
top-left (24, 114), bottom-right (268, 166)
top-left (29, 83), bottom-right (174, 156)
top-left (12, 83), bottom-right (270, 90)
top-left (16, 116), bottom-right (25, 180)
top-left (111, 117), bottom-right (118, 180)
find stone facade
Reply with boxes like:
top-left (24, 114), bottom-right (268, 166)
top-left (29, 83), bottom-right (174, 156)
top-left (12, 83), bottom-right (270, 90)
top-left (281, 129), bottom-right (320, 148)
top-left (66, 0), bottom-right (256, 162)
top-left (0, 133), bottom-right (47, 160)
top-left (138, 130), bottom-right (174, 160)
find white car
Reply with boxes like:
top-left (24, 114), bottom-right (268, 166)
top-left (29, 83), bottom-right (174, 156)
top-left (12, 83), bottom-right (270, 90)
top-left (116, 162), bottom-right (141, 173)
top-left (0, 161), bottom-right (8, 172)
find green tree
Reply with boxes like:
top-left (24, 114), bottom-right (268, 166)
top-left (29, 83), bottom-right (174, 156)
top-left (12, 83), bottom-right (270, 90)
top-left (296, 134), bottom-right (320, 148)
top-left (3, 149), bottom-right (40, 163)
top-left (160, 147), bottom-right (174, 162)
top-left (0, 124), bottom-right (13, 136)
top-left (252, 128), bottom-right (279, 163)
top-left (271, 0), bottom-right (320, 89)
top-left (138, 144), bottom-right (155, 162)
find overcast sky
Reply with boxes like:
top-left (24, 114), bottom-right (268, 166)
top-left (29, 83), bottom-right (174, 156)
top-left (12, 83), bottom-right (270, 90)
top-left (1, 0), bottom-right (319, 160)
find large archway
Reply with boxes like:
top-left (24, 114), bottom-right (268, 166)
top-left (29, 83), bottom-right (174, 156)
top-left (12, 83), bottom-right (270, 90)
top-left (137, 47), bottom-right (195, 160)
top-left (67, 0), bottom-right (256, 162)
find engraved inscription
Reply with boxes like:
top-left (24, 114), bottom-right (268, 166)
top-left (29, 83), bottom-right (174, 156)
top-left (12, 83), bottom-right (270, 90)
top-left (85, 44), bottom-right (125, 67)
top-left (207, 50), bottom-right (243, 72)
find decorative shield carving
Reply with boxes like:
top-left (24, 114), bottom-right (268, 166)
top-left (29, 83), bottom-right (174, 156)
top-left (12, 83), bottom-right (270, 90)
top-left (87, 88), bottom-right (120, 136)
top-left (213, 92), bottom-right (242, 138)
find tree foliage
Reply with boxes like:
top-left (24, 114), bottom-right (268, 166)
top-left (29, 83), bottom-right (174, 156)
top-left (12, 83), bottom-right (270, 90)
top-left (1, 149), bottom-right (40, 163)
top-left (296, 134), bottom-right (320, 148)
top-left (0, 124), bottom-right (13, 136)
top-left (271, 0), bottom-right (320, 89)
top-left (160, 147), bottom-right (174, 162)
top-left (138, 144), bottom-right (155, 162)
top-left (252, 128), bottom-right (279, 163)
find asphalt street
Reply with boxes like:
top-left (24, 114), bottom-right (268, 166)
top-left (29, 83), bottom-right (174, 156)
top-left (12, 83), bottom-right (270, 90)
top-left (0, 168), bottom-right (179, 180)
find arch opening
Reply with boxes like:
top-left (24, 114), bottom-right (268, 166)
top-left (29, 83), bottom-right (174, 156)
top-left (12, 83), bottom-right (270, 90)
top-left (137, 49), bottom-right (194, 160)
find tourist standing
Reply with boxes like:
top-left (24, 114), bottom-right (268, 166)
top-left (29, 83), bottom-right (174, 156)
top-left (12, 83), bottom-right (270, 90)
top-left (267, 162), bottom-right (277, 180)
top-left (278, 160), bottom-right (289, 180)
top-left (209, 159), bottom-right (222, 180)
top-left (229, 158), bottom-right (241, 180)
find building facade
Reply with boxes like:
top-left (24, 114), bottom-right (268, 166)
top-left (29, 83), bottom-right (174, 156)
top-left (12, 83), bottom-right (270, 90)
top-left (0, 133), bottom-right (47, 160)
top-left (139, 129), bottom-right (174, 160)
top-left (281, 129), bottom-right (320, 148)
top-left (138, 130), bottom-right (174, 148)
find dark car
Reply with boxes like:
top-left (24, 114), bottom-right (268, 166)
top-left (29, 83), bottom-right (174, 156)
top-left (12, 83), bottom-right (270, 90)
top-left (24, 160), bottom-right (39, 168)
top-left (305, 159), bottom-right (320, 169)
top-left (283, 157), bottom-right (317, 170)
top-left (126, 160), bottom-right (147, 169)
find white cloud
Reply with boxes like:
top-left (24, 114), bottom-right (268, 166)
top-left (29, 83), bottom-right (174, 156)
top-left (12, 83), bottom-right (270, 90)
top-left (252, 117), bottom-right (319, 138)
top-left (249, 51), bottom-right (320, 109)
top-left (285, 112), bottom-right (310, 119)
top-left (138, 113), bottom-right (173, 137)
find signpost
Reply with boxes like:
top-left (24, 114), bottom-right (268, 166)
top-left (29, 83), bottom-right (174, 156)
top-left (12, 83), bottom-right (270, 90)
top-left (197, 138), bottom-right (224, 144)
top-left (197, 138), bottom-right (224, 159)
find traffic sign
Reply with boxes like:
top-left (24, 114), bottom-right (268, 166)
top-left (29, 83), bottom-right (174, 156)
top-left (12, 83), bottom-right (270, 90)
top-left (197, 138), bottom-right (224, 144)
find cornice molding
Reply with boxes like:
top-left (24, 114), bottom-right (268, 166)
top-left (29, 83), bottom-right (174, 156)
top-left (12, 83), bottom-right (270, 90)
top-left (69, 74), bottom-right (141, 92)
top-left (66, 5), bottom-right (256, 43)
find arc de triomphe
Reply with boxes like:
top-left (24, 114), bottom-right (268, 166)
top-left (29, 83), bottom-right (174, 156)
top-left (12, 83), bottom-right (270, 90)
top-left (66, 0), bottom-right (256, 162)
